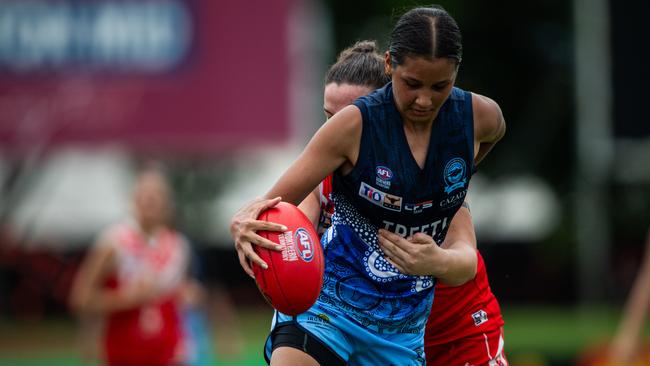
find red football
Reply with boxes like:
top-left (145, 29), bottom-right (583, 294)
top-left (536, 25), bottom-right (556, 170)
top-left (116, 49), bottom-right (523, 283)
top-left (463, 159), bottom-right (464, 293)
top-left (253, 201), bottom-right (324, 315)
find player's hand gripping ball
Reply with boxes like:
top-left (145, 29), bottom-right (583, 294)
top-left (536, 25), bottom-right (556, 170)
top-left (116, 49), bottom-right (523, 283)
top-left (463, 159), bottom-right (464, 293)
top-left (253, 202), bottom-right (324, 315)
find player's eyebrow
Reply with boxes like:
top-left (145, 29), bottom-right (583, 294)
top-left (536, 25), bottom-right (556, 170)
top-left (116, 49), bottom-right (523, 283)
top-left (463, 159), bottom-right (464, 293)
top-left (403, 76), bottom-right (421, 83)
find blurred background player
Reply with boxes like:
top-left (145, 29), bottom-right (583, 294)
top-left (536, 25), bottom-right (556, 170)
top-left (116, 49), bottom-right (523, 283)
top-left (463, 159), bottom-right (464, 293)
top-left (607, 229), bottom-right (650, 364)
top-left (70, 164), bottom-right (197, 366)
top-left (302, 39), bottom-right (507, 365)
top-left (579, 228), bottom-right (650, 366)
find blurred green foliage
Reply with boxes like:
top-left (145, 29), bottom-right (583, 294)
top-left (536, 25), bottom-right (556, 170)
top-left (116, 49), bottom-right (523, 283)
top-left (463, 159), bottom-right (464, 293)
top-left (1, 306), bottom-right (649, 366)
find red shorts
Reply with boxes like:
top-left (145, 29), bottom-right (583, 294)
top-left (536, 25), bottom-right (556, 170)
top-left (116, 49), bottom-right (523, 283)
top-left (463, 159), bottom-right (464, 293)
top-left (426, 327), bottom-right (508, 366)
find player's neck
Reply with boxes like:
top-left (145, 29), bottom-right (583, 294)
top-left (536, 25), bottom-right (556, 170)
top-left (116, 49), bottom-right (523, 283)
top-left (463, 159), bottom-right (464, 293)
top-left (137, 221), bottom-right (163, 241)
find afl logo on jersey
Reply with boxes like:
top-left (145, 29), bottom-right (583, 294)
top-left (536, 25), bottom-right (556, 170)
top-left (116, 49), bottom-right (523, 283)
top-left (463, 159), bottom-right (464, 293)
top-left (375, 166), bottom-right (393, 189)
top-left (294, 228), bottom-right (314, 262)
top-left (376, 166), bottom-right (393, 181)
top-left (443, 158), bottom-right (467, 194)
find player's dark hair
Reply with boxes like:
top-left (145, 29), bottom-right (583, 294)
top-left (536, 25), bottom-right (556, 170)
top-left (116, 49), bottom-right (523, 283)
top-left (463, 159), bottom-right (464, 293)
top-left (389, 5), bottom-right (462, 66)
top-left (325, 40), bottom-right (390, 90)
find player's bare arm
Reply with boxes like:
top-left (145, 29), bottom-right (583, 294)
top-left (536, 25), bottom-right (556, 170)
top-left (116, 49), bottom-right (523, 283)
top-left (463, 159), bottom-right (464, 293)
top-left (70, 235), bottom-right (116, 315)
top-left (377, 208), bottom-right (477, 286)
top-left (297, 188), bottom-right (322, 229)
top-left (265, 105), bottom-right (362, 204)
top-left (436, 205), bottom-right (478, 285)
top-left (472, 93), bottom-right (506, 165)
top-left (70, 233), bottom-right (161, 314)
top-left (231, 105), bottom-right (362, 275)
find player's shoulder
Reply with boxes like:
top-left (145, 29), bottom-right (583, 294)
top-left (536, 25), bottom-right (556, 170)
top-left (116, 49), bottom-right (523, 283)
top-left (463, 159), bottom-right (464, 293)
top-left (356, 83), bottom-right (391, 106)
top-left (171, 230), bottom-right (192, 252)
top-left (470, 92), bottom-right (506, 143)
top-left (470, 92), bottom-right (502, 119)
top-left (83, 223), bottom-right (122, 265)
top-left (94, 220), bottom-right (132, 251)
top-left (321, 104), bottom-right (363, 137)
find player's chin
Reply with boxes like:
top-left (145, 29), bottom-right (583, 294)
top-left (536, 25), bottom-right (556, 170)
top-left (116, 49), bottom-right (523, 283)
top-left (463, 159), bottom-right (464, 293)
top-left (407, 110), bottom-right (435, 122)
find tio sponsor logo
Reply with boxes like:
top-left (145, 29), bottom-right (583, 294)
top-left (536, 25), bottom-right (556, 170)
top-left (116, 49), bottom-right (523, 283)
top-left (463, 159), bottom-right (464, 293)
top-left (294, 228), bottom-right (314, 262)
top-left (361, 183), bottom-right (383, 203)
top-left (358, 182), bottom-right (402, 211)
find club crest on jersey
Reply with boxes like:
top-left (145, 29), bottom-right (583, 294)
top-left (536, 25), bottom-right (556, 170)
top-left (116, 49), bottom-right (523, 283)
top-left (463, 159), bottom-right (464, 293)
top-left (443, 158), bottom-right (467, 194)
top-left (294, 228), bottom-right (314, 262)
top-left (359, 182), bottom-right (402, 211)
top-left (375, 165), bottom-right (393, 189)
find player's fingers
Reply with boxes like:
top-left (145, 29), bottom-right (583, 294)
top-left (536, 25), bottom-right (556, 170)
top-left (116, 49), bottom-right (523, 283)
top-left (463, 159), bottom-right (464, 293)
top-left (378, 229), bottom-right (415, 254)
top-left (242, 245), bottom-right (268, 270)
top-left (237, 251), bottom-right (255, 278)
top-left (385, 255), bottom-right (406, 274)
top-left (379, 238), bottom-right (398, 259)
top-left (378, 233), bottom-right (409, 259)
top-left (247, 219), bottom-right (287, 233)
top-left (252, 196), bottom-right (282, 216)
top-left (373, 243), bottom-right (405, 273)
top-left (378, 228), bottom-right (403, 242)
top-left (410, 232), bottom-right (434, 244)
top-left (249, 234), bottom-right (283, 251)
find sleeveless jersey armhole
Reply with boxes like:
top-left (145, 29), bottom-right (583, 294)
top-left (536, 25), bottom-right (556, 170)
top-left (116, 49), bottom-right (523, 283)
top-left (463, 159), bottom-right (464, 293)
top-left (336, 102), bottom-right (368, 181)
top-left (465, 91), bottom-right (477, 176)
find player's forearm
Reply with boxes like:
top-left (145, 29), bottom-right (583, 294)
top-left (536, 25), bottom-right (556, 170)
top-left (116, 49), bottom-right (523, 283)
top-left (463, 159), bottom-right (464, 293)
top-left (298, 190), bottom-right (321, 230)
top-left (435, 243), bottom-right (477, 286)
top-left (73, 290), bottom-right (142, 315)
top-left (615, 255), bottom-right (650, 342)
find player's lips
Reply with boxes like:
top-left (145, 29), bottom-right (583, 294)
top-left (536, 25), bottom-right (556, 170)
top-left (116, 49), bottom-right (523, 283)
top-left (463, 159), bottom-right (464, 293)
top-left (410, 108), bottom-right (434, 116)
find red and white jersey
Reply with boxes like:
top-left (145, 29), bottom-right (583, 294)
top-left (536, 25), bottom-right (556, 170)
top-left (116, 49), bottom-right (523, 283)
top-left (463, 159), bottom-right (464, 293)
top-left (425, 251), bottom-right (504, 346)
top-left (319, 178), bottom-right (503, 346)
top-left (100, 220), bottom-right (189, 366)
top-left (317, 174), bottom-right (335, 236)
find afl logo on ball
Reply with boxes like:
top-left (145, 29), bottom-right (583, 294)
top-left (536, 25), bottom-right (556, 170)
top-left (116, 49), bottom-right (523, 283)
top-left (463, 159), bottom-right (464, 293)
top-left (294, 228), bottom-right (314, 262)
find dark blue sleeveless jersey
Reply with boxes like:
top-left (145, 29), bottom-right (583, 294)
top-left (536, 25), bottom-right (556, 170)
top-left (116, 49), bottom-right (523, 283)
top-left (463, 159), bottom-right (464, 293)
top-left (316, 83), bottom-right (475, 334)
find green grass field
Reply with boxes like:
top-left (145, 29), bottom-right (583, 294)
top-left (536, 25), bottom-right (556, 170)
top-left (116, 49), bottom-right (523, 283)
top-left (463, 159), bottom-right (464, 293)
top-left (0, 305), bottom-right (648, 366)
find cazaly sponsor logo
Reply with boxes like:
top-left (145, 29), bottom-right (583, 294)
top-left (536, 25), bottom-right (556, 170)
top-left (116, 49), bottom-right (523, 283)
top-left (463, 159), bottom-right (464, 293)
top-left (438, 157), bottom-right (468, 210)
top-left (440, 189), bottom-right (467, 209)
top-left (358, 182), bottom-right (402, 211)
top-left (294, 228), bottom-right (314, 262)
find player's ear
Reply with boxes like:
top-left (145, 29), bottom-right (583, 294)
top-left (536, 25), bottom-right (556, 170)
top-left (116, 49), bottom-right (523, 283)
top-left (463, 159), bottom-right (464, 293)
top-left (384, 51), bottom-right (392, 76)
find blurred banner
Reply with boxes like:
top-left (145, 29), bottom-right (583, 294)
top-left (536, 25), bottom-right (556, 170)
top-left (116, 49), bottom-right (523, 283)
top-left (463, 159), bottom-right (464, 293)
top-left (0, 0), bottom-right (292, 153)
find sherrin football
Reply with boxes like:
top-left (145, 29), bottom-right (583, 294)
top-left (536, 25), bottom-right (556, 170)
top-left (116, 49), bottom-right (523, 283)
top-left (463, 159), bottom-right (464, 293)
top-left (253, 201), bottom-right (324, 315)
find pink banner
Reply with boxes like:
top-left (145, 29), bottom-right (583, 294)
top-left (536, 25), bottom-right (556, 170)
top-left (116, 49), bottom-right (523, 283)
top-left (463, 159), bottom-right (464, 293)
top-left (0, 0), bottom-right (292, 154)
